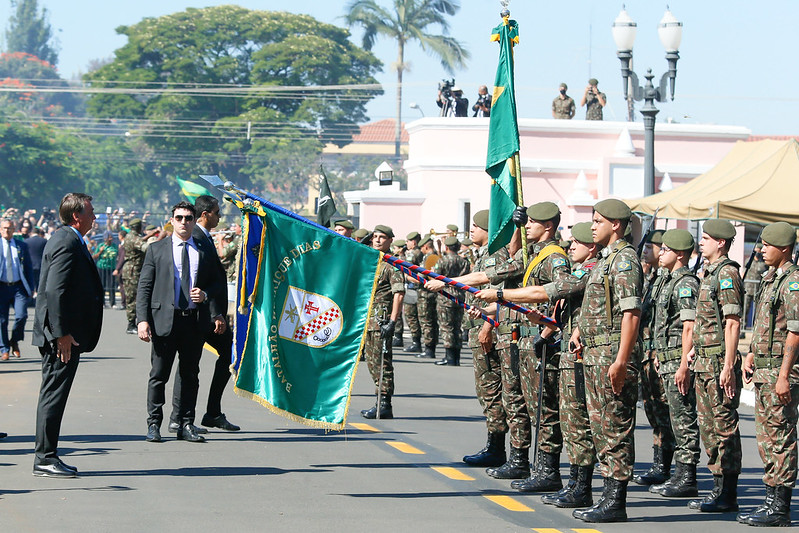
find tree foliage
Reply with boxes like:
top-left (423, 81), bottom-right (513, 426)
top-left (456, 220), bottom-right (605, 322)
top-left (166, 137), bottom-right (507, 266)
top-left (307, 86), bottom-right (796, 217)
top-left (0, 52), bottom-right (82, 116)
top-left (4, 0), bottom-right (58, 66)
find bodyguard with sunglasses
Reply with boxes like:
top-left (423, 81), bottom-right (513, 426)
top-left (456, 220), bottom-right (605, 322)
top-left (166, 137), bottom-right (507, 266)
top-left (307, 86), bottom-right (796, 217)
top-left (136, 201), bottom-right (226, 443)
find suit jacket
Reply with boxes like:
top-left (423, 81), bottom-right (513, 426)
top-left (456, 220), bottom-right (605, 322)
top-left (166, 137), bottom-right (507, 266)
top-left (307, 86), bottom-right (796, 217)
top-left (192, 226), bottom-right (228, 306)
top-left (2, 237), bottom-right (35, 296)
top-left (136, 235), bottom-right (225, 337)
top-left (32, 226), bottom-right (104, 351)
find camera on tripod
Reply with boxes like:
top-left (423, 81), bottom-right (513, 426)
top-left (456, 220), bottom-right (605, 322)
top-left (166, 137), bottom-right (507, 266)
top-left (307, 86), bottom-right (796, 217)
top-left (438, 78), bottom-right (455, 100)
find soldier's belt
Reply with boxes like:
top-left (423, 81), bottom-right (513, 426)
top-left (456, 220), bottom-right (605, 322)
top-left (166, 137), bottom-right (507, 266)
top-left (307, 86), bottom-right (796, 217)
top-left (695, 345), bottom-right (724, 358)
top-left (754, 355), bottom-right (784, 369)
top-left (496, 323), bottom-right (522, 335)
top-left (582, 332), bottom-right (621, 348)
top-left (656, 347), bottom-right (684, 363)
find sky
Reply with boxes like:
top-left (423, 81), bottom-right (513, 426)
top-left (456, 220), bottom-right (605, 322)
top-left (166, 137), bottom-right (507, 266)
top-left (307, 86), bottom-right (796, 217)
top-left (1, 0), bottom-right (797, 135)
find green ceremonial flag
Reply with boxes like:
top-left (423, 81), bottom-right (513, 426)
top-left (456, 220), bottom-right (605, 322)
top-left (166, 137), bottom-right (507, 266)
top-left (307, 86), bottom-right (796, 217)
top-left (486, 17), bottom-right (521, 254)
top-left (233, 203), bottom-right (381, 429)
top-left (176, 176), bottom-right (214, 203)
top-left (316, 166), bottom-right (337, 228)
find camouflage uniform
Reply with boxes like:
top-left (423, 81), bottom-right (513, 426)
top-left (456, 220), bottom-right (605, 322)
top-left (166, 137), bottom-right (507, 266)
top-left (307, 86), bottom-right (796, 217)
top-left (584, 91), bottom-right (606, 120)
top-left (543, 259), bottom-right (599, 466)
top-left (121, 231), bottom-right (148, 326)
top-left (750, 264), bottom-right (799, 488)
top-left (640, 268), bottom-right (677, 468)
top-left (364, 262), bottom-right (405, 397)
top-left (417, 252), bottom-right (439, 350)
top-left (403, 248), bottom-right (423, 342)
top-left (742, 255), bottom-right (766, 328)
top-left (220, 236), bottom-right (239, 282)
top-left (432, 252), bottom-right (470, 348)
top-left (465, 246), bottom-right (507, 434)
top-left (517, 240), bottom-right (571, 456)
top-left (692, 256), bottom-right (743, 475)
top-left (577, 239), bottom-right (643, 481)
top-left (653, 266), bottom-right (701, 466)
top-left (552, 95), bottom-right (576, 119)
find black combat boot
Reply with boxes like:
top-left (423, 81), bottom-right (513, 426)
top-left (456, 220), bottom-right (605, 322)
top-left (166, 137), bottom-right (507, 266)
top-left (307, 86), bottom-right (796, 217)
top-left (746, 486), bottom-right (791, 527)
top-left (634, 445), bottom-right (672, 485)
top-left (552, 464), bottom-right (594, 508)
top-left (435, 347), bottom-right (457, 366)
top-left (360, 396), bottom-right (393, 420)
top-left (542, 464), bottom-right (579, 505)
top-left (651, 461), bottom-right (698, 497)
top-left (463, 432), bottom-right (506, 467)
top-left (737, 485), bottom-right (776, 524)
top-left (392, 334), bottom-right (403, 347)
top-left (574, 477), bottom-right (608, 520)
top-left (405, 337), bottom-right (422, 353)
top-left (575, 477), bottom-right (628, 523)
top-left (689, 473), bottom-right (738, 512)
top-left (486, 446), bottom-right (530, 479)
top-left (451, 346), bottom-right (460, 366)
top-left (417, 345), bottom-right (436, 359)
top-left (511, 450), bottom-right (562, 492)
top-left (126, 320), bottom-right (137, 334)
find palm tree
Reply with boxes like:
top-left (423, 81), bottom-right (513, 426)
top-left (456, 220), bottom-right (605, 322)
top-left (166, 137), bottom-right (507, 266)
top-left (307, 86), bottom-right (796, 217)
top-left (345, 0), bottom-right (469, 159)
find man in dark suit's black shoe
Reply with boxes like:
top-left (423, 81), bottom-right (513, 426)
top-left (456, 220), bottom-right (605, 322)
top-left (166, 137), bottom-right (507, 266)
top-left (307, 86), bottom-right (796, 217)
top-left (177, 423), bottom-right (205, 443)
top-left (33, 462), bottom-right (77, 478)
top-left (146, 423), bottom-right (162, 442)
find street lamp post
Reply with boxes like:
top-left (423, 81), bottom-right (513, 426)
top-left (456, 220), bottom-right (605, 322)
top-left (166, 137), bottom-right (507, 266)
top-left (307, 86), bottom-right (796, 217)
top-left (613, 7), bottom-right (683, 197)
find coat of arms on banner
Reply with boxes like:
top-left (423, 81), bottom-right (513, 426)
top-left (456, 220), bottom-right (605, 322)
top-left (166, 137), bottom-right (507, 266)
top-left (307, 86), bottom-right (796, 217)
top-left (278, 286), bottom-right (343, 348)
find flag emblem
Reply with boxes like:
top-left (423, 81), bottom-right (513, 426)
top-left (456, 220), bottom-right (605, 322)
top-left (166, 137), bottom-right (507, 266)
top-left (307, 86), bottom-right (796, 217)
top-left (679, 287), bottom-right (693, 298)
top-left (279, 286), bottom-right (343, 348)
top-left (789, 281), bottom-right (799, 291)
top-left (719, 278), bottom-right (733, 290)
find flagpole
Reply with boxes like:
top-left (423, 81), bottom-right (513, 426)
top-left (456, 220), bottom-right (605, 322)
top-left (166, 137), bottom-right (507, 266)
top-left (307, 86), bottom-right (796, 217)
top-left (514, 152), bottom-right (527, 266)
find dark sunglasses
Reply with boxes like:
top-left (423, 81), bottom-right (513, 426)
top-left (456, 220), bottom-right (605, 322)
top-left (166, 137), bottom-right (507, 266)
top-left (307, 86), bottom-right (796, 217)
top-left (173, 215), bottom-right (194, 222)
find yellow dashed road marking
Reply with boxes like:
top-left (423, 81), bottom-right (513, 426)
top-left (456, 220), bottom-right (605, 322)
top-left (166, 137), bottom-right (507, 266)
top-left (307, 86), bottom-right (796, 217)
top-left (533, 529), bottom-right (562, 533)
top-left (572, 529), bottom-right (603, 533)
top-left (430, 466), bottom-right (475, 481)
top-left (484, 494), bottom-right (534, 512)
top-left (386, 441), bottom-right (425, 454)
top-left (348, 422), bottom-right (380, 432)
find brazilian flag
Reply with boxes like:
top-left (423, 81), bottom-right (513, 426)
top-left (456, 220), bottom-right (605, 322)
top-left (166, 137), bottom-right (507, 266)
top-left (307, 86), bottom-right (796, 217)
top-left (486, 16), bottom-right (521, 254)
top-left (232, 201), bottom-right (381, 429)
top-left (176, 176), bottom-right (214, 203)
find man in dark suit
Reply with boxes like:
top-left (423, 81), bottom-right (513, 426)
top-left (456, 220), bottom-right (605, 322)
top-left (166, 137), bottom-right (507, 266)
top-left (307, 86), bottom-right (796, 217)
top-left (137, 201), bottom-right (225, 443)
top-left (0, 218), bottom-right (35, 359)
top-left (167, 195), bottom-right (239, 435)
top-left (32, 193), bottom-right (104, 477)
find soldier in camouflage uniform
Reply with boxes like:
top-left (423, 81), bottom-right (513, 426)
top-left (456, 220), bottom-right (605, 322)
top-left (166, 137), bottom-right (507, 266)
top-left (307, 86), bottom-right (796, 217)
top-left (432, 236), bottom-right (470, 366)
top-left (390, 239), bottom-right (406, 346)
top-left (739, 222), bottom-right (799, 527)
top-left (403, 232), bottom-right (423, 353)
top-left (742, 244), bottom-right (766, 329)
top-left (636, 229), bottom-right (677, 486)
top-left (478, 221), bottom-right (601, 507)
top-left (361, 225), bottom-right (405, 420)
top-left (552, 82), bottom-right (576, 119)
top-left (688, 219), bottom-right (744, 513)
top-left (121, 219), bottom-right (157, 334)
top-left (580, 78), bottom-right (606, 120)
top-left (648, 230), bottom-right (702, 498)
top-left (570, 199), bottom-right (643, 523)
top-left (416, 235), bottom-right (439, 359)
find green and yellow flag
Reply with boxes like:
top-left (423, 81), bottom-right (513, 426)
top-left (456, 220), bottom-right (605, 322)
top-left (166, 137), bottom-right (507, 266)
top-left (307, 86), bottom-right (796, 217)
top-left (486, 16), bottom-right (521, 254)
top-left (176, 176), bottom-right (214, 203)
top-left (232, 202), bottom-right (381, 429)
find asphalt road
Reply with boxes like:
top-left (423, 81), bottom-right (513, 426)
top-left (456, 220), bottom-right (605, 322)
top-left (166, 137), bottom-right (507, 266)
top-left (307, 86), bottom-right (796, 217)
top-left (0, 308), bottom-right (790, 532)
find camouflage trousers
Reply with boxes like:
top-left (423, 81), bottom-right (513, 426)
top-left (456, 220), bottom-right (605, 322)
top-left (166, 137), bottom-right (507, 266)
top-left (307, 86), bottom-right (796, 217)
top-left (417, 293), bottom-right (438, 347)
top-left (122, 275), bottom-right (139, 325)
top-left (364, 330), bottom-right (394, 397)
top-left (497, 340), bottom-right (531, 450)
top-left (520, 348), bottom-right (562, 455)
top-left (404, 301), bottom-right (421, 339)
top-left (641, 352), bottom-right (676, 453)
top-left (436, 302), bottom-right (463, 349)
top-left (695, 369), bottom-right (742, 475)
top-left (394, 307), bottom-right (403, 338)
top-left (559, 359), bottom-right (596, 466)
top-left (584, 359), bottom-right (639, 481)
top-left (659, 362), bottom-right (701, 465)
top-left (469, 326), bottom-right (507, 434)
top-left (754, 381), bottom-right (799, 487)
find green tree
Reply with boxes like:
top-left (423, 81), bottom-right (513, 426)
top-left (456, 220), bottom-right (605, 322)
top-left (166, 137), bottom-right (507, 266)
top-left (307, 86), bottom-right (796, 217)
top-left (0, 51), bottom-right (82, 116)
top-left (345, 0), bottom-right (469, 159)
top-left (4, 0), bottom-right (58, 66)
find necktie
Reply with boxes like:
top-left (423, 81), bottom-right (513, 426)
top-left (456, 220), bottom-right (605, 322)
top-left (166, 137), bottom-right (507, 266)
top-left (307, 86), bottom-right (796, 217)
top-left (5, 240), bottom-right (13, 283)
top-left (179, 242), bottom-right (191, 309)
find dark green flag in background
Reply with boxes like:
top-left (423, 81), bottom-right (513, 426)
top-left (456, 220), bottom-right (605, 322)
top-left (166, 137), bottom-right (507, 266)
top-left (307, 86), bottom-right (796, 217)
top-left (316, 166), bottom-right (337, 228)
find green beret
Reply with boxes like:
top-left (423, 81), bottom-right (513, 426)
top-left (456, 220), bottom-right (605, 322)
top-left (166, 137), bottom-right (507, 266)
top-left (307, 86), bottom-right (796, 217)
top-left (593, 199), bottom-right (632, 221)
top-left (559, 82), bottom-right (567, 90)
top-left (649, 229), bottom-right (665, 245)
top-left (702, 219), bottom-right (736, 241)
top-left (444, 236), bottom-right (460, 247)
top-left (461, 237), bottom-right (473, 246)
top-left (334, 219), bottom-right (355, 230)
top-left (393, 239), bottom-right (406, 248)
top-left (526, 201), bottom-right (560, 222)
top-left (662, 229), bottom-right (695, 251)
top-left (473, 209), bottom-right (489, 231)
top-left (570, 222), bottom-right (593, 244)
top-left (446, 224), bottom-right (458, 232)
top-left (352, 228), bottom-right (370, 239)
top-left (419, 235), bottom-right (432, 247)
top-left (129, 218), bottom-right (142, 228)
top-left (145, 224), bottom-right (157, 231)
top-left (406, 231), bottom-right (420, 241)
top-left (588, 78), bottom-right (599, 86)
top-left (761, 222), bottom-right (797, 247)
top-left (373, 224), bottom-right (394, 238)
